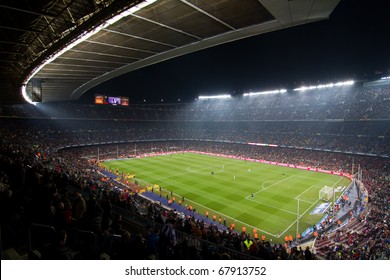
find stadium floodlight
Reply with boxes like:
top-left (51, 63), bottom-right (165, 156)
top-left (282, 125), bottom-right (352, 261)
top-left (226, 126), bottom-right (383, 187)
top-left (293, 80), bottom-right (354, 92)
top-left (21, 0), bottom-right (157, 104)
top-left (342, 80), bottom-right (355, 85)
top-left (294, 86), bottom-right (308, 92)
top-left (198, 94), bottom-right (231, 99)
top-left (243, 89), bottom-right (287, 96)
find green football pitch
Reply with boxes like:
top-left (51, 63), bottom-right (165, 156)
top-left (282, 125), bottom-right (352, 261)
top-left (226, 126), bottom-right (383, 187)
top-left (101, 152), bottom-right (351, 242)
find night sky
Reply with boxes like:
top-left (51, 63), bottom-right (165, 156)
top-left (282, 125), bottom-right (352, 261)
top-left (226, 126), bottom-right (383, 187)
top-left (82, 0), bottom-right (390, 104)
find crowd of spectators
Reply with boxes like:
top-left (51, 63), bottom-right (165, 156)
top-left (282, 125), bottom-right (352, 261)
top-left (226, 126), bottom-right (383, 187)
top-left (313, 157), bottom-right (389, 260)
top-left (0, 83), bottom-right (388, 157)
top-left (0, 117), bottom-right (387, 156)
top-left (1, 136), bottom-right (388, 260)
top-left (0, 82), bottom-right (388, 260)
top-left (0, 82), bottom-right (389, 121)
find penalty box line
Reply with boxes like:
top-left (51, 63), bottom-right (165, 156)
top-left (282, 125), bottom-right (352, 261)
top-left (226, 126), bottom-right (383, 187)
top-left (245, 175), bottom-right (297, 198)
top-left (278, 176), bottom-right (346, 237)
top-left (243, 175), bottom-right (299, 217)
top-left (166, 190), bottom-right (279, 238)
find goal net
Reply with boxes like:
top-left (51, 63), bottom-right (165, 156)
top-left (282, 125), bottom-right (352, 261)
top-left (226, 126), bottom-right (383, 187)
top-left (319, 186), bottom-right (333, 202)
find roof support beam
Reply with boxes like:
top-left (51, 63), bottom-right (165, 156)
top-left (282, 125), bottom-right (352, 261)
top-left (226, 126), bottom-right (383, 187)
top-left (69, 49), bottom-right (141, 60)
top-left (131, 14), bottom-right (202, 40)
top-left (178, 0), bottom-right (235, 30)
top-left (0, 4), bottom-right (56, 19)
top-left (58, 56), bottom-right (130, 65)
top-left (84, 39), bottom-right (158, 54)
top-left (0, 25), bottom-right (39, 33)
top-left (103, 28), bottom-right (177, 48)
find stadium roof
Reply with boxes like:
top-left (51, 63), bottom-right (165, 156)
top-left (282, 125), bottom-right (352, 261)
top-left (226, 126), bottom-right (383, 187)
top-left (0, 0), bottom-right (340, 104)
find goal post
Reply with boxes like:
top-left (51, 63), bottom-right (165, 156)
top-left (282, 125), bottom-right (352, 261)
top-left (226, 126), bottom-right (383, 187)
top-left (319, 186), bottom-right (333, 202)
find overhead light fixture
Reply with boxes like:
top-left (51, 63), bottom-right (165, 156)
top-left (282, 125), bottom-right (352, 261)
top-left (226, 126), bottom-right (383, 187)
top-left (293, 80), bottom-right (354, 92)
top-left (21, 0), bottom-right (157, 104)
top-left (198, 94), bottom-right (232, 100)
top-left (243, 89), bottom-right (287, 96)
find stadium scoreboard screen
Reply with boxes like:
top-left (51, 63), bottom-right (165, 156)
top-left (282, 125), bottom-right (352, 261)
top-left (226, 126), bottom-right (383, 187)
top-left (94, 95), bottom-right (129, 106)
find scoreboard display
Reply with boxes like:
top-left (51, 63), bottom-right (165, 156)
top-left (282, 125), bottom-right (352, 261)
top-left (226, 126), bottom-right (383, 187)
top-left (121, 97), bottom-right (129, 106)
top-left (94, 95), bottom-right (129, 106)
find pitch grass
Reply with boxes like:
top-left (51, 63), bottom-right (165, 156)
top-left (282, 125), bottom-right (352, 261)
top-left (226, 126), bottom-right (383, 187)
top-left (102, 152), bottom-right (351, 243)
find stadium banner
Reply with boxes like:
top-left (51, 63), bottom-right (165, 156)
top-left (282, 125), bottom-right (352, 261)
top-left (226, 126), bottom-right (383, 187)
top-left (310, 203), bottom-right (331, 215)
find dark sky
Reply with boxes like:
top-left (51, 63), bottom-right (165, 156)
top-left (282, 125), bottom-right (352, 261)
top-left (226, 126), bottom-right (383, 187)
top-left (82, 0), bottom-right (390, 104)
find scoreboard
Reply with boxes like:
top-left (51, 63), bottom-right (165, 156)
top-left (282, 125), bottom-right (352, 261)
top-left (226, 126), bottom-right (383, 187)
top-left (95, 95), bottom-right (129, 106)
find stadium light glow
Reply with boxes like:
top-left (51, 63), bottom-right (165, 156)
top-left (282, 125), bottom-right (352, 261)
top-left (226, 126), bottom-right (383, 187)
top-left (293, 80), bottom-right (354, 92)
top-left (243, 89), bottom-right (287, 96)
top-left (21, 86), bottom-right (37, 105)
top-left (198, 94), bottom-right (232, 100)
top-left (21, 0), bottom-right (157, 104)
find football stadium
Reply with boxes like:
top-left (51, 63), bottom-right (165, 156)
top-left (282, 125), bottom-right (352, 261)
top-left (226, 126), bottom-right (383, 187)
top-left (0, 0), bottom-right (389, 267)
top-left (1, 80), bottom-right (388, 261)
